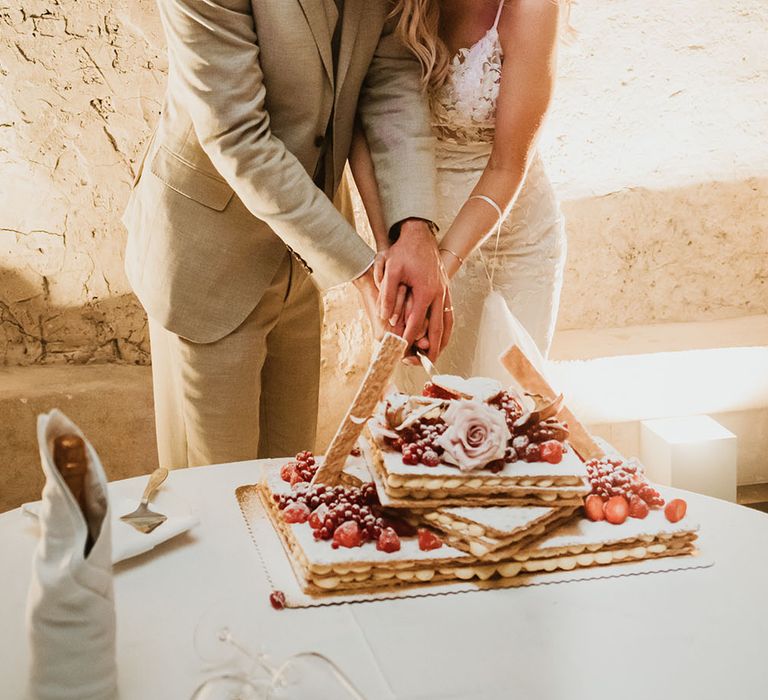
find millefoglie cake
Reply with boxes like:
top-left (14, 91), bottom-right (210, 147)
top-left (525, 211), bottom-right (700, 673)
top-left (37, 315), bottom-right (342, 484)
top-left (243, 340), bottom-right (701, 604)
top-left (364, 374), bottom-right (590, 507)
top-left (254, 447), bottom-right (699, 598)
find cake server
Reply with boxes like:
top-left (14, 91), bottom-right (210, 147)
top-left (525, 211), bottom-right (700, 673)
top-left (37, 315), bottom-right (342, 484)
top-left (120, 468), bottom-right (169, 534)
top-left (416, 351), bottom-right (436, 378)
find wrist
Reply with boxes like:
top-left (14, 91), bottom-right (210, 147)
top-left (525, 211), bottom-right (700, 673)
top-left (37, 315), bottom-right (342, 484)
top-left (439, 250), bottom-right (460, 279)
top-left (389, 218), bottom-right (438, 244)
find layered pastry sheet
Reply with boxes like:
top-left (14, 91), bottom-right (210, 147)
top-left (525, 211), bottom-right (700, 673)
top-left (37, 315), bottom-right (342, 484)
top-left (366, 427), bottom-right (589, 508)
top-left (258, 467), bottom-right (699, 596)
top-left (413, 505), bottom-right (579, 558)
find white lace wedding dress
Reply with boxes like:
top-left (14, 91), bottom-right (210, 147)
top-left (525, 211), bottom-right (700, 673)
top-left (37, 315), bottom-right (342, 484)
top-left (402, 1), bottom-right (566, 389)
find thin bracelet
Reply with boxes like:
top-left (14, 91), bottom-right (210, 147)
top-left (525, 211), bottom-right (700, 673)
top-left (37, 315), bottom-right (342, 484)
top-left (468, 194), bottom-right (503, 220)
top-left (439, 247), bottom-right (464, 266)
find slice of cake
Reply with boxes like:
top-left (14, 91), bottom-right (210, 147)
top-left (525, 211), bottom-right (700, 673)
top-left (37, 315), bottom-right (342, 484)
top-left (412, 505), bottom-right (579, 559)
top-left (365, 374), bottom-right (590, 507)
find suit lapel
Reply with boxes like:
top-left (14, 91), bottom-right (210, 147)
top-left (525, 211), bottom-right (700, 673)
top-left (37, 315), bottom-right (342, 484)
top-left (335, 0), bottom-right (364, 97)
top-left (296, 0), bottom-right (334, 86)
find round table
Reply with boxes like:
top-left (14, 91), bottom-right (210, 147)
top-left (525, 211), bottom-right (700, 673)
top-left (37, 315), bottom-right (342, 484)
top-left (2, 461), bottom-right (768, 699)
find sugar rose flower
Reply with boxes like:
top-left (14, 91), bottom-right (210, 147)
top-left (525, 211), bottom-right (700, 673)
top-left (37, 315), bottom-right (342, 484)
top-left (437, 400), bottom-right (511, 472)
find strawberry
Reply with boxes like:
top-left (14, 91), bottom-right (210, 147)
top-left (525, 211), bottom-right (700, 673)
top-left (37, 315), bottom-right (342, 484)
top-left (628, 495), bottom-right (649, 519)
top-left (280, 461), bottom-right (298, 483)
top-left (332, 521), bottom-right (362, 548)
top-left (376, 527), bottom-right (401, 553)
top-left (308, 504), bottom-right (329, 530)
top-left (664, 498), bottom-right (687, 523)
top-left (603, 495), bottom-right (629, 525)
top-left (539, 440), bottom-right (564, 464)
top-left (584, 494), bottom-right (606, 521)
top-left (282, 501), bottom-right (310, 524)
top-left (418, 528), bottom-right (443, 551)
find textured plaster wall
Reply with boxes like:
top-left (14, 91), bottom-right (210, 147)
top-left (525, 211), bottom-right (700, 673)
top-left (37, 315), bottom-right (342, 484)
top-left (1, 0), bottom-right (766, 384)
top-left (1, 0), bottom-right (164, 365)
top-left (541, 0), bottom-right (768, 329)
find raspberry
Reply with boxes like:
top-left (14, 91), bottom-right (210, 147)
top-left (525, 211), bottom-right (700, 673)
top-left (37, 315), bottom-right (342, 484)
top-left (296, 450), bottom-right (314, 463)
top-left (421, 449), bottom-right (440, 467)
top-left (309, 504), bottom-right (329, 529)
top-left (524, 443), bottom-right (542, 462)
top-left (417, 528), bottom-right (443, 551)
top-left (280, 461), bottom-right (298, 482)
top-left (402, 446), bottom-right (419, 466)
top-left (282, 501), bottom-right (310, 524)
top-left (628, 495), bottom-right (649, 519)
top-left (604, 496), bottom-right (629, 525)
top-left (487, 459), bottom-right (505, 473)
top-left (350, 446), bottom-right (362, 457)
top-left (539, 440), bottom-right (563, 464)
top-left (376, 527), bottom-right (401, 553)
top-left (289, 469), bottom-right (308, 486)
top-left (333, 521), bottom-right (362, 548)
top-left (512, 435), bottom-right (530, 452)
top-left (584, 494), bottom-right (606, 521)
top-left (664, 499), bottom-right (687, 523)
top-left (269, 590), bottom-right (286, 610)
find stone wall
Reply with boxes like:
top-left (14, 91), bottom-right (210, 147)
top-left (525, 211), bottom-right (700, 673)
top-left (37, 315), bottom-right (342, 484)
top-left (1, 0), bottom-right (164, 365)
top-left (1, 0), bottom-right (766, 374)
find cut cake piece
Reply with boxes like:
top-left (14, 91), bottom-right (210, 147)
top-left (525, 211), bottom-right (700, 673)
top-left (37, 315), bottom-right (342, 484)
top-left (412, 505), bottom-right (579, 559)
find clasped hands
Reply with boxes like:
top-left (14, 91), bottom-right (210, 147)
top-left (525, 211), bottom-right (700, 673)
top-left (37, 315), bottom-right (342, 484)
top-left (354, 220), bottom-right (453, 363)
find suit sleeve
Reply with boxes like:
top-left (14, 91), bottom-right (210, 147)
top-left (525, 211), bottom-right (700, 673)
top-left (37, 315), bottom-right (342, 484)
top-left (357, 16), bottom-right (439, 232)
top-left (156, 0), bottom-right (374, 289)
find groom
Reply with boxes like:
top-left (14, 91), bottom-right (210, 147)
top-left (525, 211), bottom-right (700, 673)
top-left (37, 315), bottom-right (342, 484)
top-left (123, 0), bottom-right (450, 469)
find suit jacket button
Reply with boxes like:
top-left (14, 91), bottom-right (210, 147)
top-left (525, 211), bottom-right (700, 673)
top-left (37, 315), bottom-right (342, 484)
top-left (314, 134), bottom-right (325, 148)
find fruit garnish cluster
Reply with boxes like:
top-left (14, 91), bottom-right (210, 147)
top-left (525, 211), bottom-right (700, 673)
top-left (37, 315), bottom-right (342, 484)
top-left (274, 452), bottom-right (443, 553)
top-left (584, 456), bottom-right (687, 525)
top-left (378, 375), bottom-right (569, 471)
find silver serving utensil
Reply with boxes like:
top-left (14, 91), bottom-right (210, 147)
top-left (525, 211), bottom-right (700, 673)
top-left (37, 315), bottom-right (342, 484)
top-left (416, 351), bottom-right (436, 378)
top-left (120, 467), bottom-right (169, 534)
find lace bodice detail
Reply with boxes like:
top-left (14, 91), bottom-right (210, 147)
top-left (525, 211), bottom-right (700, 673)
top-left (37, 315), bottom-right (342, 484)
top-left (430, 25), bottom-right (503, 145)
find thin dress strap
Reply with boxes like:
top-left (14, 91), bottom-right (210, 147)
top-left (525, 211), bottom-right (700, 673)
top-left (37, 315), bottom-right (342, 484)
top-left (492, 0), bottom-right (505, 29)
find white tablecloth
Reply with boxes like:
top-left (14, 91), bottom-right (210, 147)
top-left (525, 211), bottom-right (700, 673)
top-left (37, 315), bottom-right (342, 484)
top-left (2, 460), bottom-right (768, 699)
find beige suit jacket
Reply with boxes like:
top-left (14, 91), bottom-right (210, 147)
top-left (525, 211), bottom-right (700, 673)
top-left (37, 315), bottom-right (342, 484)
top-left (123, 0), bottom-right (437, 343)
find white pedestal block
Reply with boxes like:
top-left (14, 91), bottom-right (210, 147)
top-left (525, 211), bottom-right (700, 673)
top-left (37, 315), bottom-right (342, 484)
top-left (640, 416), bottom-right (737, 502)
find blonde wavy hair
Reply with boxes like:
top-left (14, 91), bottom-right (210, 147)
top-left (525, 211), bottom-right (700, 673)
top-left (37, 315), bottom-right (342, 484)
top-left (391, 0), bottom-right (572, 91)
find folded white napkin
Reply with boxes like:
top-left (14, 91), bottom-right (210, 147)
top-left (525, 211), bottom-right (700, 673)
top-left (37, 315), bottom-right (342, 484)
top-left (26, 409), bottom-right (118, 700)
top-left (24, 497), bottom-right (198, 564)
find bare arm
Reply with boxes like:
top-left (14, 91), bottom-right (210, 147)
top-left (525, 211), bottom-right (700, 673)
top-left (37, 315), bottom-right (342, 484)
top-left (438, 0), bottom-right (561, 277)
top-left (348, 119), bottom-right (391, 254)
top-left (357, 15), bottom-right (450, 360)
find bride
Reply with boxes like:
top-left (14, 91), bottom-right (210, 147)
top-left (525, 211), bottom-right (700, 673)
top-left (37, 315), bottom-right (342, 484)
top-left (349, 0), bottom-right (569, 382)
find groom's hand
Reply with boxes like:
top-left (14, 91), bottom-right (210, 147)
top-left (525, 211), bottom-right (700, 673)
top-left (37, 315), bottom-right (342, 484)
top-left (379, 220), bottom-right (451, 362)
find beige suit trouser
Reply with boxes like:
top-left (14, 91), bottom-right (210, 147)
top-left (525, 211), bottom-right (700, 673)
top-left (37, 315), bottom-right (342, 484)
top-left (148, 252), bottom-right (323, 469)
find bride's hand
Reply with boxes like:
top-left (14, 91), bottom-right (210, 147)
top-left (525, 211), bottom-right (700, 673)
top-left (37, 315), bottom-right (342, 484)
top-left (373, 249), bottom-right (388, 289)
top-left (374, 248), bottom-right (408, 329)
